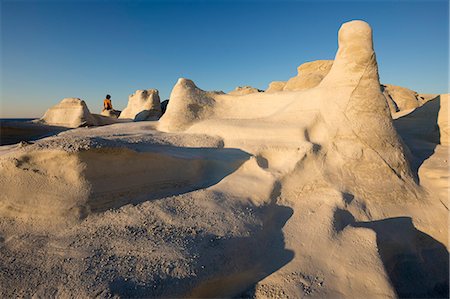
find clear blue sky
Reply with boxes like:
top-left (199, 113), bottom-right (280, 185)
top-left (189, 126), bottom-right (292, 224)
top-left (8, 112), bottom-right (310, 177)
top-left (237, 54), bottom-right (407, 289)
top-left (1, 0), bottom-right (448, 118)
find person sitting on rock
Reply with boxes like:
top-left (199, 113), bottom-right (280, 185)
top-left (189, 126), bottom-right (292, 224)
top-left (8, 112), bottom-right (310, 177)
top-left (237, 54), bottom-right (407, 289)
top-left (103, 94), bottom-right (113, 111)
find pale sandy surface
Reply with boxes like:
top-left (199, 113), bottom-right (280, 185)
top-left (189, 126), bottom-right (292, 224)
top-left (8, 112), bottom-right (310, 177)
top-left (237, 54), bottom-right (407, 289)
top-left (0, 21), bottom-right (448, 298)
top-left (0, 97), bottom-right (447, 298)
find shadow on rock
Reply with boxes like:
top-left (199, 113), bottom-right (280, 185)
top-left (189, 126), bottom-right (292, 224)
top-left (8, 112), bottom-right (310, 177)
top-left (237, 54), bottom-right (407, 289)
top-left (334, 208), bottom-right (449, 298)
top-left (394, 96), bottom-right (441, 179)
top-left (83, 145), bottom-right (252, 214)
top-left (108, 204), bottom-right (294, 298)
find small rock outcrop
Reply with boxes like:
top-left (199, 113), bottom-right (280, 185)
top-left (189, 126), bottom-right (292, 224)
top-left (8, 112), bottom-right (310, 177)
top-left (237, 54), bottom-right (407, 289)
top-left (100, 109), bottom-right (121, 118)
top-left (265, 81), bottom-right (286, 93)
top-left (382, 84), bottom-right (422, 112)
top-left (228, 86), bottom-right (263, 95)
top-left (283, 60), bottom-right (333, 91)
top-left (159, 79), bottom-right (217, 131)
top-left (41, 98), bottom-right (97, 128)
top-left (119, 89), bottom-right (162, 121)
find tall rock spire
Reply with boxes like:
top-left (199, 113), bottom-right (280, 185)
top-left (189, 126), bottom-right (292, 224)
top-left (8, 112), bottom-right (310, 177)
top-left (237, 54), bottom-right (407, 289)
top-left (319, 20), bottom-right (420, 200)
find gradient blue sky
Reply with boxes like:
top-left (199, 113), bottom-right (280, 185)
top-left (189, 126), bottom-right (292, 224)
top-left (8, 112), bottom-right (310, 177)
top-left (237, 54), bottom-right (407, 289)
top-left (1, 0), bottom-right (449, 118)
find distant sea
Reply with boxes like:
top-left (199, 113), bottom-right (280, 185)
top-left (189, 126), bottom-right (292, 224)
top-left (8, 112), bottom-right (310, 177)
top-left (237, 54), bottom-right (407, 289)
top-left (0, 118), bottom-right (60, 146)
top-left (0, 118), bottom-right (37, 123)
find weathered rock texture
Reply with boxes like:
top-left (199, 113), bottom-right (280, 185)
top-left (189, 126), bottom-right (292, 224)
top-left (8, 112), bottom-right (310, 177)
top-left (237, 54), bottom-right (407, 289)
top-left (317, 20), bottom-right (418, 198)
top-left (119, 89), bottom-right (162, 121)
top-left (2, 20), bottom-right (446, 299)
top-left (228, 86), bottom-right (263, 95)
top-left (439, 94), bottom-right (449, 146)
top-left (100, 109), bottom-right (121, 118)
top-left (267, 60), bottom-right (425, 116)
top-left (382, 84), bottom-right (422, 112)
top-left (160, 20), bottom-right (419, 201)
top-left (283, 60), bottom-right (333, 91)
top-left (159, 79), bottom-right (218, 131)
top-left (41, 98), bottom-right (97, 128)
top-left (265, 81), bottom-right (286, 93)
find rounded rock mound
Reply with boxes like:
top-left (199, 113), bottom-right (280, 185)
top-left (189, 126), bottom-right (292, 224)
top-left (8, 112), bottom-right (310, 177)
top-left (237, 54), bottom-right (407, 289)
top-left (119, 89), bottom-right (162, 121)
top-left (41, 98), bottom-right (97, 128)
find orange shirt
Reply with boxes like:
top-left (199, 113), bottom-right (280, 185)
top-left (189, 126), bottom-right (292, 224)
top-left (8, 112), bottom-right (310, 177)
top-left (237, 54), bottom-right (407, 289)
top-left (103, 99), bottom-right (112, 110)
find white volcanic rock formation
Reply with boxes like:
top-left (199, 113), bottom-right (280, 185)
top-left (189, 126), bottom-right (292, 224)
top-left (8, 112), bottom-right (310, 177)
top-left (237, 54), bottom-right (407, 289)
top-left (316, 20), bottom-right (418, 198)
top-left (283, 60), bottom-right (333, 91)
top-left (100, 109), bottom-right (121, 118)
top-left (41, 98), bottom-right (97, 128)
top-left (119, 89), bottom-right (162, 121)
top-left (266, 60), bottom-right (425, 116)
top-left (265, 61), bottom-right (333, 93)
top-left (1, 20), bottom-right (447, 299)
top-left (439, 94), bottom-right (449, 145)
top-left (265, 81), bottom-right (286, 93)
top-left (160, 20), bottom-right (419, 201)
top-left (228, 86), bottom-right (262, 95)
top-left (159, 79), bottom-right (220, 131)
top-left (382, 84), bottom-right (423, 112)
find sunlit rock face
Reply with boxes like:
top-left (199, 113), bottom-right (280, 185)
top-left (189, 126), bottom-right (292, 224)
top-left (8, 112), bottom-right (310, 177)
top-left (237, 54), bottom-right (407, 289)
top-left (316, 20), bottom-right (419, 199)
top-left (2, 20), bottom-right (446, 299)
top-left (283, 60), bottom-right (334, 91)
top-left (439, 94), bottom-right (449, 146)
top-left (158, 78), bottom-right (219, 131)
top-left (41, 98), bottom-right (97, 128)
top-left (265, 61), bottom-right (333, 93)
top-left (228, 86), bottom-right (263, 95)
top-left (382, 84), bottom-right (422, 113)
top-left (100, 109), bottom-right (121, 118)
top-left (160, 20), bottom-right (420, 202)
top-left (266, 59), bottom-right (423, 116)
top-left (265, 81), bottom-right (286, 93)
top-left (119, 89), bottom-right (162, 121)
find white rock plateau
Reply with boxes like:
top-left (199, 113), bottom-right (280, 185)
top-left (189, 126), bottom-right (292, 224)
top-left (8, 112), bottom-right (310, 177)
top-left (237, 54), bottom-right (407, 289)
top-left (0, 20), bottom-right (448, 298)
